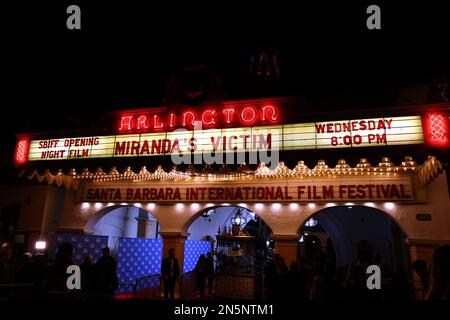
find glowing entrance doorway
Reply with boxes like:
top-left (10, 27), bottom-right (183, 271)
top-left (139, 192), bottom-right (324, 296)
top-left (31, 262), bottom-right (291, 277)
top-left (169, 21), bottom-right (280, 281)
top-left (186, 205), bottom-right (272, 299)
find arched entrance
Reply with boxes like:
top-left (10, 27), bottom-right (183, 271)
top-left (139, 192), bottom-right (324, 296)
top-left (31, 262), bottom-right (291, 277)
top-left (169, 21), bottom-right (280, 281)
top-left (183, 205), bottom-right (273, 299)
top-left (84, 204), bottom-right (161, 254)
top-left (298, 205), bottom-right (410, 269)
top-left (186, 205), bottom-right (272, 241)
top-left (79, 204), bottom-right (164, 299)
top-left (297, 205), bottom-right (412, 300)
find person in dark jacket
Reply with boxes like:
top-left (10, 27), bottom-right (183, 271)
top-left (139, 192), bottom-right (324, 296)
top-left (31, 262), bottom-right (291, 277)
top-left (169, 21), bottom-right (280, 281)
top-left (412, 259), bottom-right (429, 296)
top-left (264, 253), bottom-right (288, 300)
top-left (195, 254), bottom-right (208, 298)
top-left (47, 242), bottom-right (74, 292)
top-left (95, 247), bottom-right (118, 297)
top-left (161, 249), bottom-right (180, 299)
top-left (80, 255), bottom-right (96, 293)
top-left (206, 252), bottom-right (215, 296)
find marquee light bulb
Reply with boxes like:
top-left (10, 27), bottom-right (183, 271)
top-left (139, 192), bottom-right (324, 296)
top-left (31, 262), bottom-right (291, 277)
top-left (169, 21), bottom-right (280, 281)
top-left (384, 202), bottom-right (395, 210)
top-left (289, 203), bottom-right (299, 210)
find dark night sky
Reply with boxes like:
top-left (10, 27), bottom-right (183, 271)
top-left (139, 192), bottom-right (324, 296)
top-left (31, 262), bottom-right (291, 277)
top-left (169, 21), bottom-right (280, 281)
top-left (2, 1), bottom-right (450, 165)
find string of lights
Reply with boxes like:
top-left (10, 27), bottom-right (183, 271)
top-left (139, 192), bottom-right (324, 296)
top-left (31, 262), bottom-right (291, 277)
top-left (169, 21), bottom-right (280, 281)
top-left (22, 155), bottom-right (443, 190)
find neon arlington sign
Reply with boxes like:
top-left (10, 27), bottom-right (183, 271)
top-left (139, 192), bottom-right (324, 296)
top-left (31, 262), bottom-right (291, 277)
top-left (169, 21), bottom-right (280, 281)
top-left (117, 104), bottom-right (279, 131)
top-left (14, 101), bottom-right (449, 164)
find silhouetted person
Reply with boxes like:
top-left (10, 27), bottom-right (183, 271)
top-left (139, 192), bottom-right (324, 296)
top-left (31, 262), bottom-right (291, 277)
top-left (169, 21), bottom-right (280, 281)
top-left (95, 247), bottom-right (118, 297)
top-left (161, 249), bottom-right (180, 299)
top-left (80, 255), bottom-right (95, 293)
top-left (425, 245), bottom-right (450, 300)
top-left (47, 242), bottom-right (74, 292)
top-left (287, 261), bottom-right (309, 301)
top-left (386, 266), bottom-right (411, 300)
top-left (195, 254), bottom-right (208, 298)
top-left (264, 253), bottom-right (288, 300)
top-left (343, 260), bottom-right (366, 300)
top-left (310, 262), bottom-right (326, 300)
top-left (206, 252), bottom-right (214, 296)
top-left (412, 259), bottom-right (429, 295)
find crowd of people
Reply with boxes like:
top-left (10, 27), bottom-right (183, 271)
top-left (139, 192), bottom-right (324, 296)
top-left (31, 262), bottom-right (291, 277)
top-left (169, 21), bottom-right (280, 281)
top-left (2, 241), bottom-right (450, 300)
top-left (264, 245), bottom-right (450, 300)
top-left (0, 243), bottom-right (118, 298)
top-left (161, 250), bottom-right (215, 300)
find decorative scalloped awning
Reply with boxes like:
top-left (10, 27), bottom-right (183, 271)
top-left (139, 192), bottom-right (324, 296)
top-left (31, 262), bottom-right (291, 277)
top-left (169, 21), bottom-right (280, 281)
top-left (21, 155), bottom-right (443, 191)
top-left (417, 155), bottom-right (444, 186)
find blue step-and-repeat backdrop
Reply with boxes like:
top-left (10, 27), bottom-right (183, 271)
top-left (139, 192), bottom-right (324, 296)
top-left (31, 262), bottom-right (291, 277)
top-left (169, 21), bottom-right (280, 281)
top-left (116, 238), bottom-right (163, 284)
top-left (183, 240), bottom-right (212, 273)
top-left (54, 233), bottom-right (108, 265)
top-left (54, 234), bottom-right (211, 284)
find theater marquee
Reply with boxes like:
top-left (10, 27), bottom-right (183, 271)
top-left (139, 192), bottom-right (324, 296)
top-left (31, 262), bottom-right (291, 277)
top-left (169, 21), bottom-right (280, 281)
top-left (80, 176), bottom-right (416, 203)
top-left (24, 115), bottom-right (424, 161)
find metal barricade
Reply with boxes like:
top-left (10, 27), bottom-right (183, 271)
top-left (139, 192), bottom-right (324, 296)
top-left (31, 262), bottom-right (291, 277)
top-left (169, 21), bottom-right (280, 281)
top-left (135, 274), bottom-right (161, 299)
top-left (115, 283), bottom-right (136, 300)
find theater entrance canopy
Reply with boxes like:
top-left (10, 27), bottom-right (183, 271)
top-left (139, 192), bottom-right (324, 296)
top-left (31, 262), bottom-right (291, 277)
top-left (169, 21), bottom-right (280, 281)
top-left (10, 97), bottom-right (450, 270)
top-left (25, 156), bottom-right (439, 204)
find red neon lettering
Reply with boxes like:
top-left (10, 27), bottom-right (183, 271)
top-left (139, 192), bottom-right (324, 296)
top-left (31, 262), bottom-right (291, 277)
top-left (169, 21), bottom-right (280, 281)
top-left (241, 107), bottom-right (256, 123)
top-left (168, 113), bottom-right (176, 128)
top-left (153, 115), bottom-right (164, 129)
top-left (137, 115), bottom-right (148, 130)
top-left (119, 116), bottom-right (133, 131)
top-left (182, 111), bottom-right (196, 127)
top-left (261, 105), bottom-right (278, 121)
top-left (222, 107), bottom-right (236, 124)
top-left (117, 103), bottom-right (281, 132)
top-left (201, 110), bottom-right (216, 125)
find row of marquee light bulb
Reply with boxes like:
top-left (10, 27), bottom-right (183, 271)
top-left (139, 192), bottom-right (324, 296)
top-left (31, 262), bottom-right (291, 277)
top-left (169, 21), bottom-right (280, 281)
top-left (59, 156), bottom-right (420, 182)
top-left (81, 201), bottom-right (398, 213)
